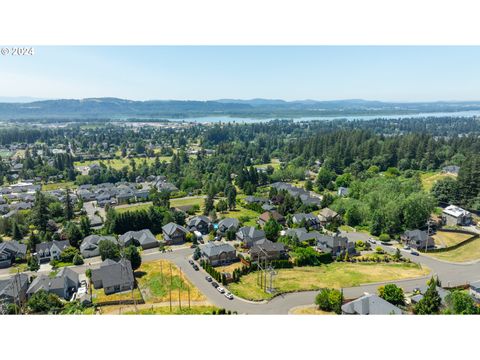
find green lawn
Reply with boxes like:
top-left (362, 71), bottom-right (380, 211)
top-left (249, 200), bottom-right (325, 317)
top-left (253, 158), bottom-right (281, 170)
top-left (74, 156), bottom-right (171, 171)
top-left (42, 181), bottom-right (77, 191)
top-left (170, 196), bottom-right (204, 208)
top-left (424, 237), bottom-right (480, 263)
top-left (432, 231), bottom-right (472, 248)
top-left (116, 202), bottom-right (152, 214)
top-left (420, 171), bottom-right (455, 191)
top-left (123, 305), bottom-right (218, 315)
top-left (228, 262), bottom-right (430, 301)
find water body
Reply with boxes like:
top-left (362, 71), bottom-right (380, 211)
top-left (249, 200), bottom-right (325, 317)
top-left (163, 110), bottom-right (480, 123)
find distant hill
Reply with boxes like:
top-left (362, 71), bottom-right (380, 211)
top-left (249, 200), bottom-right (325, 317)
top-left (1, 97), bottom-right (480, 120)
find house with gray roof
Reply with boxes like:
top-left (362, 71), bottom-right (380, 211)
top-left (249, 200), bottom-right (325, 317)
top-left (118, 229), bottom-right (158, 249)
top-left (35, 240), bottom-right (69, 263)
top-left (442, 165), bottom-right (460, 175)
top-left (442, 205), bottom-right (473, 226)
top-left (236, 226), bottom-right (266, 248)
top-left (27, 267), bottom-right (79, 300)
top-left (162, 222), bottom-right (188, 245)
top-left (342, 294), bottom-right (403, 315)
top-left (469, 280), bottom-right (480, 302)
top-left (291, 213), bottom-right (321, 230)
top-left (217, 218), bottom-right (240, 234)
top-left (316, 234), bottom-right (356, 257)
top-left (201, 242), bottom-right (237, 266)
top-left (91, 258), bottom-right (135, 295)
top-left (249, 238), bottom-right (286, 261)
top-left (0, 273), bottom-right (29, 306)
top-left (80, 235), bottom-right (117, 258)
top-left (401, 230), bottom-right (435, 250)
top-left (317, 208), bottom-right (340, 225)
top-left (0, 240), bottom-right (27, 268)
top-left (187, 215), bottom-right (212, 235)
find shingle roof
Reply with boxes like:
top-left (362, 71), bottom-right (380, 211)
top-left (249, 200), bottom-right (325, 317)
top-left (118, 229), bottom-right (157, 247)
top-left (80, 235), bottom-right (117, 252)
top-left (342, 294), bottom-right (403, 315)
top-left (91, 258), bottom-right (134, 290)
top-left (35, 240), bottom-right (69, 254)
top-left (162, 222), bottom-right (188, 236)
top-left (236, 226), bottom-right (265, 241)
top-left (202, 242), bottom-right (236, 257)
top-left (0, 273), bottom-right (29, 301)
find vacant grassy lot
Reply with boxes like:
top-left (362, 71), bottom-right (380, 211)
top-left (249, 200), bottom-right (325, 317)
top-left (216, 262), bottom-right (244, 274)
top-left (42, 181), bottom-right (77, 191)
top-left (74, 156), bottom-right (171, 171)
top-left (253, 158), bottom-right (281, 170)
top-left (92, 287), bottom-right (143, 305)
top-left (432, 231), bottom-right (472, 248)
top-left (420, 171), bottom-right (455, 191)
top-left (171, 196), bottom-right (204, 208)
top-left (123, 305), bottom-right (218, 315)
top-left (115, 202), bottom-right (152, 214)
top-left (228, 262), bottom-right (430, 301)
top-left (290, 305), bottom-right (335, 315)
top-left (424, 238), bottom-right (480, 263)
top-left (136, 260), bottom-right (206, 303)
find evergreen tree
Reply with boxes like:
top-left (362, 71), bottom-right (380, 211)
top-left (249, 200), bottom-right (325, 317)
top-left (64, 188), bottom-right (74, 220)
top-left (414, 278), bottom-right (442, 315)
top-left (31, 191), bottom-right (49, 232)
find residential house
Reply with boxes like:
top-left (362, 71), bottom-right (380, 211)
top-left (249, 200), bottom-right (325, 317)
top-left (442, 205), bottom-right (473, 226)
top-left (35, 240), bottom-right (69, 263)
top-left (80, 235), bottom-right (117, 258)
top-left (187, 215), bottom-right (212, 235)
top-left (337, 187), bottom-right (349, 197)
top-left (316, 234), bottom-right (356, 257)
top-left (270, 182), bottom-right (321, 206)
top-left (342, 294), bottom-right (403, 315)
top-left (118, 229), bottom-right (158, 250)
top-left (201, 242), bottom-right (237, 266)
top-left (0, 241), bottom-right (27, 268)
top-left (442, 165), bottom-right (460, 175)
top-left (162, 222), bottom-right (189, 245)
top-left (236, 226), bottom-right (266, 248)
top-left (401, 230), bottom-right (435, 250)
top-left (27, 267), bottom-right (80, 300)
top-left (91, 258), bottom-right (135, 295)
top-left (469, 280), bottom-right (480, 302)
top-left (0, 273), bottom-right (29, 306)
top-left (243, 196), bottom-right (268, 206)
top-left (409, 285), bottom-right (449, 305)
top-left (257, 210), bottom-right (285, 227)
top-left (318, 207), bottom-right (340, 225)
top-left (291, 213), bottom-right (321, 230)
top-left (249, 239), bottom-right (286, 261)
top-left (217, 218), bottom-right (240, 234)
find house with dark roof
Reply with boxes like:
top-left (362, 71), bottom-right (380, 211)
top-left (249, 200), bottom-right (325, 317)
top-left (317, 208), bottom-right (340, 225)
top-left (162, 222), bottom-right (188, 245)
top-left (80, 235), bottom-right (117, 258)
top-left (0, 273), bottom-right (29, 305)
top-left (201, 242), bottom-right (237, 266)
top-left (257, 210), bottom-right (285, 227)
top-left (342, 294), bottom-right (403, 315)
top-left (91, 258), bottom-right (135, 295)
top-left (35, 240), bottom-right (69, 263)
top-left (217, 218), bottom-right (240, 234)
top-left (401, 230), bottom-right (435, 250)
top-left (118, 229), bottom-right (158, 249)
top-left (236, 226), bottom-right (266, 248)
top-left (249, 239), bottom-right (286, 261)
top-left (291, 213), bottom-right (321, 230)
top-left (187, 215), bottom-right (212, 235)
top-left (243, 196), bottom-right (268, 205)
top-left (316, 235), bottom-right (356, 257)
top-left (469, 280), bottom-right (480, 302)
top-left (27, 267), bottom-right (79, 300)
top-left (0, 240), bottom-right (27, 268)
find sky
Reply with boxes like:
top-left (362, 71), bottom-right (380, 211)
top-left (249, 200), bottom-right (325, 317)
top-left (1, 46), bottom-right (480, 102)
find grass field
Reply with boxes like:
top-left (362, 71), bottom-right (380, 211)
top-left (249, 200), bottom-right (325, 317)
top-left (420, 171), bottom-right (455, 191)
top-left (228, 262), bottom-right (430, 301)
top-left (424, 237), bottom-right (480, 263)
top-left (170, 196), bottom-right (204, 208)
top-left (432, 231), bottom-right (472, 248)
top-left (290, 305), bottom-right (335, 315)
top-left (74, 156), bottom-right (171, 171)
top-left (216, 205), bottom-right (260, 227)
top-left (92, 287), bottom-right (144, 304)
top-left (215, 262), bottom-right (244, 274)
top-left (115, 202), bottom-right (152, 214)
top-left (135, 260), bottom-right (206, 303)
top-left (42, 181), bottom-right (77, 191)
top-left (253, 158), bottom-right (281, 170)
top-left (123, 305), bottom-right (218, 315)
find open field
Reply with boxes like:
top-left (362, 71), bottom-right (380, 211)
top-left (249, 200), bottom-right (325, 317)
top-left (424, 238), bottom-right (480, 263)
top-left (100, 304), bottom-right (218, 315)
top-left (135, 259), bottom-right (206, 303)
top-left (253, 158), bottom-right (281, 170)
top-left (42, 181), bottom-right (77, 191)
top-left (420, 171), bottom-right (456, 191)
top-left (171, 196), bottom-right (204, 208)
top-left (115, 202), bottom-right (152, 214)
top-left (432, 231), bottom-right (472, 248)
top-left (74, 156), bottom-right (171, 171)
top-left (216, 205), bottom-right (259, 227)
top-left (289, 305), bottom-right (335, 315)
top-left (91, 287), bottom-right (143, 304)
top-left (228, 262), bottom-right (430, 301)
top-left (215, 262), bottom-right (244, 274)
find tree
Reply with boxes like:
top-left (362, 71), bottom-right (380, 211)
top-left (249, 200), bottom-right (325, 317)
top-left (27, 290), bottom-right (64, 314)
top-left (204, 195), bottom-right (214, 215)
top-left (79, 216), bottom-right (91, 237)
top-left (402, 192), bottom-right (435, 230)
top-left (124, 245), bottom-right (142, 270)
top-left (151, 188), bottom-right (170, 208)
top-left (225, 184), bottom-right (237, 210)
top-left (216, 199), bottom-right (228, 213)
top-left (225, 227), bottom-right (236, 241)
top-left (64, 222), bottom-right (83, 248)
top-left (444, 290), bottom-right (478, 314)
top-left (193, 247), bottom-right (201, 260)
top-left (27, 256), bottom-right (40, 272)
top-left (11, 221), bottom-right (22, 240)
top-left (60, 246), bottom-right (80, 263)
top-left (31, 191), bottom-right (49, 232)
top-left (64, 188), bottom-right (74, 220)
top-left (264, 218), bottom-right (282, 241)
top-left (315, 167), bottom-right (336, 191)
top-left (73, 253), bottom-right (84, 265)
top-left (315, 288), bottom-right (343, 314)
top-left (378, 284), bottom-right (405, 306)
top-left (98, 239), bottom-right (121, 261)
top-left (414, 278), bottom-right (442, 314)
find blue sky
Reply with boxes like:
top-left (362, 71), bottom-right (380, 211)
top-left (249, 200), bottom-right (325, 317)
top-left (1, 46), bottom-right (480, 101)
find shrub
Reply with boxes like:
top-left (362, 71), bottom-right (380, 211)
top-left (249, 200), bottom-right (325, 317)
top-left (375, 246), bottom-right (384, 254)
top-left (379, 233), bottom-right (390, 242)
top-left (73, 254), bottom-right (84, 265)
top-left (315, 288), bottom-right (343, 314)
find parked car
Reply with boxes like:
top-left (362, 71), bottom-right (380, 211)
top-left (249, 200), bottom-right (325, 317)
top-left (188, 259), bottom-right (194, 265)
top-left (224, 292), bottom-right (234, 300)
top-left (403, 246), bottom-right (411, 251)
top-left (410, 251), bottom-right (419, 256)
top-left (193, 264), bottom-right (199, 271)
top-left (211, 282), bottom-right (219, 288)
top-left (368, 238), bottom-right (376, 244)
top-left (217, 287), bottom-right (225, 294)
top-left (205, 276), bottom-right (213, 282)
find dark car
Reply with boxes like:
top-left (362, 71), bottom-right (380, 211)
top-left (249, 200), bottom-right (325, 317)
top-left (193, 264), bottom-right (199, 271)
top-left (205, 276), bottom-right (213, 282)
top-left (410, 251), bottom-right (419, 256)
top-left (188, 259), bottom-right (194, 265)
top-left (211, 281), bottom-right (219, 288)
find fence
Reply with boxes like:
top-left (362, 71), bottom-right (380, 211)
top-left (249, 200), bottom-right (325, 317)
top-left (419, 229), bottom-right (479, 253)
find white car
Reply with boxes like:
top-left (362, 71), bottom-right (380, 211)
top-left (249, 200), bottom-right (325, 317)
top-left (217, 287), bottom-right (225, 294)
top-left (368, 238), bottom-right (376, 244)
top-left (224, 292), bottom-right (234, 300)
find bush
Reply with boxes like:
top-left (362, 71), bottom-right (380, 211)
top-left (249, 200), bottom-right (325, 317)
top-left (375, 246), bottom-right (384, 254)
top-left (60, 246), bottom-right (80, 263)
top-left (315, 288), bottom-right (343, 314)
top-left (378, 284), bottom-right (405, 306)
top-left (379, 233), bottom-right (391, 242)
top-left (27, 290), bottom-right (64, 314)
top-left (73, 254), bottom-right (84, 265)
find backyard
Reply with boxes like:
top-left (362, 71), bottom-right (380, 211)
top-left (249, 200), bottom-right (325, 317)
top-left (432, 231), bottom-right (473, 248)
top-left (228, 262), bottom-right (430, 301)
top-left (424, 237), bottom-right (480, 263)
top-left (420, 171), bottom-right (456, 191)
